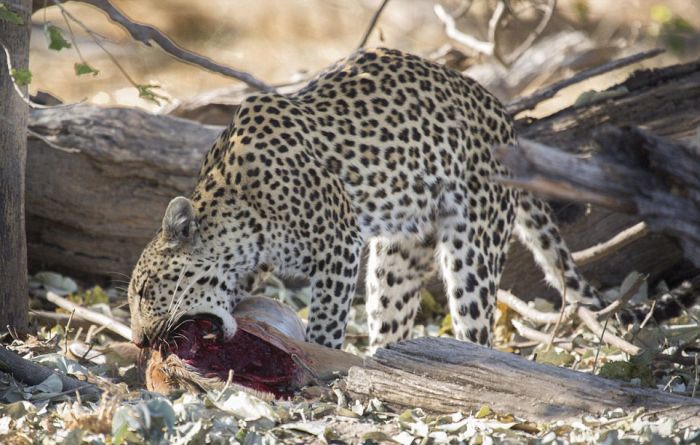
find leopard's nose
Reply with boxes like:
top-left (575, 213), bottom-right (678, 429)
top-left (131, 324), bottom-right (150, 348)
top-left (133, 332), bottom-right (150, 348)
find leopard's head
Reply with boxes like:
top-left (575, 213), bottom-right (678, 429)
top-left (128, 196), bottom-right (239, 348)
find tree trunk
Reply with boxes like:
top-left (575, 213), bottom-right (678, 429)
top-left (0, 0), bottom-right (31, 333)
top-left (345, 337), bottom-right (700, 429)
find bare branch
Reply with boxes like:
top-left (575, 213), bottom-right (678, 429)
top-left (486, 0), bottom-right (507, 65)
top-left (27, 128), bottom-right (80, 153)
top-left (500, 0), bottom-right (556, 66)
top-left (498, 290), bottom-right (565, 324)
top-left (578, 306), bottom-right (641, 355)
top-left (433, 4), bottom-right (494, 56)
top-left (507, 48), bottom-right (665, 115)
top-left (64, 0), bottom-right (273, 92)
top-left (357, 0), bottom-right (391, 49)
top-left (435, 0), bottom-right (556, 67)
top-left (572, 222), bottom-right (650, 266)
top-left (45, 291), bottom-right (132, 340)
top-left (511, 319), bottom-right (573, 350)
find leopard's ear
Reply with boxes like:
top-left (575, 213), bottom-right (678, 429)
top-left (161, 196), bottom-right (198, 248)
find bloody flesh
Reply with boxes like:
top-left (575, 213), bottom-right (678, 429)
top-left (168, 318), bottom-right (298, 397)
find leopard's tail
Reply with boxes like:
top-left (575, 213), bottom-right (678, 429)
top-left (513, 192), bottom-right (700, 323)
top-left (512, 192), bottom-right (604, 309)
top-left (616, 276), bottom-right (700, 325)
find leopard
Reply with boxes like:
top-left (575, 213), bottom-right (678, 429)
top-left (128, 47), bottom-right (606, 352)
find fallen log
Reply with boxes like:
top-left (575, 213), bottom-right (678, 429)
top-left (26, 105), bottom-right (219, 279)
top-left (26, 59), bottom-right (700, 293)
top-left (494, 127), bottom-right (700, 266)
top-left (345, 337), bottom-right (700, 429)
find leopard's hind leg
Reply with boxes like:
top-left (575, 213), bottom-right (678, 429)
top-left (366, 236), bottom-right (436, 352)
top-left (436, 179), bottom-right (517, 346)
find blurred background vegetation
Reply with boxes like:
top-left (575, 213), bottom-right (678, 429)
top-left (28, 0), bottom-right (700, 114)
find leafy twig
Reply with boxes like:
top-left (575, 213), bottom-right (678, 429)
top-left (51, 0), bottom-right (169, 104)
top-left (58, 6), bottom-right (99, 76)
top-left (0, 41), bottom-right (62, 109)
top-left (65, 0), bottom-right (273, 92)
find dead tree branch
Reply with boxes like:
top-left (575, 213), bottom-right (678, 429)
top-left (434, 0), bottom-right (556, 67)
top-left (572, 222), bottom-right (650, 266)
top-left (59, 0), bottom-right (273, 92)
top-left (507, 48), bottom-right (665, 115)
top-left (494, 127), bottom-right (700, 265)
top-left (45, 291), bottom-right (132, 340)
top-left (499, 0), bottom-right (556, 66)
top-left (357, 0), bottom-right (391, 49)
top-left (578, 306), bottom-right (640, 355)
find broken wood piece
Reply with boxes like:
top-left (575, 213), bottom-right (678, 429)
top-left (345, 337), bottom-right (700, 428)
top-left (572, 222), bottom-right (649, 266)
top-left (45, 291), bottom-right (132, 340)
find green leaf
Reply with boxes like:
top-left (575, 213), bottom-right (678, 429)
top-left (69, 285), bottom-right (109, 306)
top-left (45, 24), bottom-right (72, 51)
top-left (535, 349), bottom-right (576, 367)
top-left (598, 360), bottom-right (653, 386)
top-left (11, 68), bottom-right (31, 86)
top-left (650, 4), bottom-right (673, 23)
top-left (74, 62), bottom-right (99, 76)
top-left (0, 3), bottom-right (23, 25)
top-left (136, 84), bottom-right (168, 105)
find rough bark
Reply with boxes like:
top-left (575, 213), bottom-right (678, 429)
top-left (517, 60), bottom-right (700, 146)
top-left (0, 0), bottom-right (31, 333)
top-left (345, 337), bottom-right (700, 429)
top-left (26, 105), bottom-right (219, 279)
top-left (494, 127), bottom-right (700, 266)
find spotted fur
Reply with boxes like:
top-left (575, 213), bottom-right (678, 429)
top-left (128, 48), bottom-right (604, 350)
